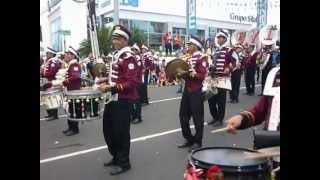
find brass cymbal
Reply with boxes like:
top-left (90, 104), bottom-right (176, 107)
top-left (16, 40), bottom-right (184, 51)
top-left (92, 63), bottom-right (107, 77)
top-left (165, 58), bottom-right (189, 82)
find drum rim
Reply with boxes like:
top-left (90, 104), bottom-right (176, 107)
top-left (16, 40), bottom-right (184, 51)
top-left (65, 89), bottom-right (102, 96)
top-left (67, 116), bottom-right (101, 121)
top-left (41, 89), bottom-right (63, 95)
top-left (190, 146), bottom-right (269, 173)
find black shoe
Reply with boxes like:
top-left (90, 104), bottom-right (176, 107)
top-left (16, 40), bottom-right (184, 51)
top-left (44, 116), bottom-right (55, 121)
top-left (208, 119), bottom-right (217, 125)
top-left (188, 143), bottom-right (202, 152)
top-left (62, 129), bottom-right (71, 134)
top-left (65, 130), bottom-right (79, 136)
top-left (109, 165), bottom-right (131, 175)
top-left (228, 100), bottom-right (235, 103)
top-left (103, 159), bottom-right (116, 167)
top-left (177, 141), bottom-right (193, 148)
top-left (212, 121), bottom-right (223, 127)
top-left (235, 99), bottom-right (239, 103)
top-left (132, 118), bottom-right (142, 124)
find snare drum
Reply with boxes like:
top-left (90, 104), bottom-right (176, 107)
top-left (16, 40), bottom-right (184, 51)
top-left (65, 89), bottom-right (104, 121)
top-left (271, 156), bottom-right (280, 180)
top-left (40, 78), bottom-right (47, 88)
top-left (190, 147), bottom-right (270, 180)
top-left (41, 88), bottom-right (63, 109)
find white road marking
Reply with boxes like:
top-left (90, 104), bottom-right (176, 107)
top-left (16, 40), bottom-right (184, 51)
top-left (40, 85), bottom-right (262, 163)
top-left (40, 114), bottom-right (68, 121)
top-left (40, 122), bottom-right (208, 164)
top-left (40, 85), bottom-right (261, 121)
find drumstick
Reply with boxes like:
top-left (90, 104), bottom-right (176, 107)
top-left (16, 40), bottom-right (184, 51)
top-left (243, 146), bottom-right (280, 159)
top-left (210, 127), bottom-right (229, 134)
top-left (243, 151), bottom-right (280, 159)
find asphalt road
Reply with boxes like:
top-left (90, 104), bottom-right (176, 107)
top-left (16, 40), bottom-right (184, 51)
top-left (40, 81), bottom-right (262, 180)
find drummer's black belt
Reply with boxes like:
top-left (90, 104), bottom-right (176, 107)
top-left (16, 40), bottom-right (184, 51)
top-left (253, 129), bottom-right (280, 149)
top-left (238, 114), bottom-right (280, 149)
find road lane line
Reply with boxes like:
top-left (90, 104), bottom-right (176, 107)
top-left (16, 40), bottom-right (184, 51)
top-left (40, 123), bottom-right (209, 164)
top-left (40, 85), bottom-right (261, 121)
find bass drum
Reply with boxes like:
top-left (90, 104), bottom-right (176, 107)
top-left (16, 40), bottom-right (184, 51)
top-left (190, 147), bottom-right (270, 180)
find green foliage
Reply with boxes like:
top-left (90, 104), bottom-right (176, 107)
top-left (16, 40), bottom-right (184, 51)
top-left (78, 26), bottom-right (147, 58)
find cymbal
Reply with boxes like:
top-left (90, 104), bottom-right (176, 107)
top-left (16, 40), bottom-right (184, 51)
top-left (165, 58), bottom-right (189, 82)
top-left (92, 63), bottom-right (107, 77)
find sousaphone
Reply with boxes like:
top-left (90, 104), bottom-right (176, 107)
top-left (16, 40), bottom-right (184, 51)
top-left (259, 25), bottom-right (279, 46)
top-left (92, 63), bottom-right (108, 78)
top-left (231, 30), bottom-right (246, 47)
top-left (245, 27), bottom-right (261, 52)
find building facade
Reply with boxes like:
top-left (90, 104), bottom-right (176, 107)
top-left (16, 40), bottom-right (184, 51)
top-left (41, 0), bottom-right (88, 51)
top-left (97, 0), bottom-right (279, 49)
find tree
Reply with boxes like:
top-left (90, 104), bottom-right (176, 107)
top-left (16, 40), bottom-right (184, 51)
top-left (78, 26), bottom-right (147, 58)
top-left (128, 27), bottom-right (147, 47)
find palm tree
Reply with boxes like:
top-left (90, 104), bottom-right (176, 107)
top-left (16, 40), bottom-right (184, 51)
top-left (78, 26), bottom-right (147, 58)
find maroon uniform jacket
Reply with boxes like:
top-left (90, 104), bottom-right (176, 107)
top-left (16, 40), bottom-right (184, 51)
top-left (211, 47), bottom-right (234, 77)
top-left (184, 51), bottom-right (208, 93)
top-left (110, 47), bottom-right (139, 101)
top-left (240, 96), bottom-right (276, 130)
top-left (142, 52), bottom-right (154, 75)
top-left (135, 54), bottom-right (143, 84)
top-left (42, 57), bottom-right (62, 81)
top-left (63, 59), bottom-right (81, 91)
top-left (243, 52), bottom-right (258, 70)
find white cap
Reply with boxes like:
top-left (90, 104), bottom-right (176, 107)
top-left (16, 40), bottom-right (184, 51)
top-left (66, 46), bottom-right (79, 58)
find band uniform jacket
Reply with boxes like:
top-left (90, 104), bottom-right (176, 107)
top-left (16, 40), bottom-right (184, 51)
top-left (211, 47), bottom-right (234, 77)
top-left (42, 57), bottom-right (62, 81)
top-left (142, 52), bottom-right (154, 75)
top-left (184, 51), bottom-right (208, 93)
top-left (63, 59), bottom-right (81, 91)
top-left (243, 52), bottom-right (258, 70)
top-left (135, 54), bottom-right (143, 84)
top-left (110, 47), bottom-right (139, 101)
top-left (239, 96), bottom-right (279, 130)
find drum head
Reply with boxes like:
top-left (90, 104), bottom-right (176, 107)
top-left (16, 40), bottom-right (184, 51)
top-left (41, 88), bottom-right (62, 95)
top-left (165, 58), bottom-right (189, 82)
top-left (65, 89), bottom-right (102, 99)
top-left (191, 147), bottom-right (269, 173)
top-left (272, 156), bottom-right (280, 163)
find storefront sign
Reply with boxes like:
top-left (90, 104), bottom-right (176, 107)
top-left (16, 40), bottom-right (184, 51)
top-left (230, 13), bottom-right (257, 23)
top-left (188, 0), bottom-right (196, 35)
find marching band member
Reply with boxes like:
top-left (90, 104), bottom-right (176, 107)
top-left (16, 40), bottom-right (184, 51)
top-left (177, 35), bottom-right (208, 152)
top-left (226, 66), bottom-right (280, 149)
top-left (61, 46), bottom-right (82, 136)
top-left (244, 44), bottom-right (260, 96)
top-left (207, 31), bottom-right (233, 126)
top-left (260, 44), bottom-right (274, 95)
top-left (229, 44), bottom-right (244, 103)
top-left (131, 43), bottom-right (143, 124)
top-left (41, 47), bottom-right (62, 121)
top-left (141, 44), bottom-right (153, 104)
top-left (97, 25), bottom-right (139, 175)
